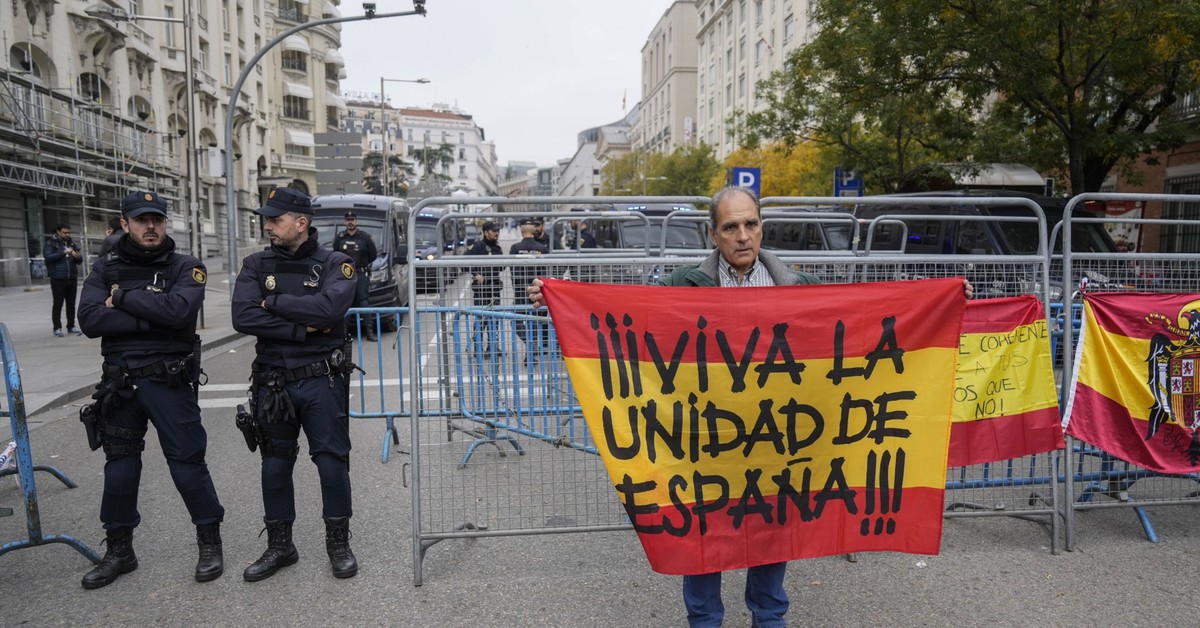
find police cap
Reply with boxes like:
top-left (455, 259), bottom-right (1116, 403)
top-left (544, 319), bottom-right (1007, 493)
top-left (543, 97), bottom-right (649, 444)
top-left (255, 187), bottom-right (313, 217)
top-left (121, 191), bottom-right (169, 218)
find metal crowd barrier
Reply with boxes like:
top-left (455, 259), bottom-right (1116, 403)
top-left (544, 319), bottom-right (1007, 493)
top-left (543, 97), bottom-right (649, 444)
top-left (1060, 193), bottom-right (1200, 550)
top-left (0, 322), bottom-right (99, 563)
top-left (395, 195), bottom-right (1076, 585)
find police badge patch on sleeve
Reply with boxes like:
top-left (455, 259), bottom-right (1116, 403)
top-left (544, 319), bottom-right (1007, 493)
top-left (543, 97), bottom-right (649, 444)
top-left (192, 267), bottom-right (207, 284)
top-left (341, 262), bottom-right (355, 279)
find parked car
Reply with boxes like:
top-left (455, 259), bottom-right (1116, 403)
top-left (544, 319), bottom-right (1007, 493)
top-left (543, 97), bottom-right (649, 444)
top-left (310, 194), bottom-right (409, 328)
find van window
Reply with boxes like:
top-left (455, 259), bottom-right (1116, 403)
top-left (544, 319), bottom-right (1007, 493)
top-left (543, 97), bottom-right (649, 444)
top-left (311, 215), bottom-right (386, 249)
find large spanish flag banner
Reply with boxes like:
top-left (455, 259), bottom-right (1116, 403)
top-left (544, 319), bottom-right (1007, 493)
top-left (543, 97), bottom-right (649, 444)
top-left (1063, 292), bottom-right (1200, 475)
top-left (950, 296), bottom-right (1063, 467)
top-left (541, 277), bottom-right (966, 575)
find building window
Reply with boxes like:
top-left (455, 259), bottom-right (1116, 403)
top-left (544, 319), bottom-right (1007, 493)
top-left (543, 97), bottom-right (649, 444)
top-left (224, 54), bottom-right (232, 83)
top-left (164, 7), bottom-right (177, 47)
top-left (458, 165), bottom-right (466, 176)
top-left (784, 14), bottom-right (795, 44)
top-left (282, 50), bottom-right (306, 72)
top-left (284, 143), bottom-right (309, 157)
top-left (459, 132), bottom-right (465, 144)
top-left (282, 95), bottom-right (309, 120)
top-left (458, 148), bottom-right (466, 160)
top-left (278, 0), bottom-right (303, 21)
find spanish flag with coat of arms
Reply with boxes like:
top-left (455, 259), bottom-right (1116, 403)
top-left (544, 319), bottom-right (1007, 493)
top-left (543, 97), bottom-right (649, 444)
top-left (541, 277), bottom-right (966, 575)
top-left (1063, 292), bottom-right (1200, 475)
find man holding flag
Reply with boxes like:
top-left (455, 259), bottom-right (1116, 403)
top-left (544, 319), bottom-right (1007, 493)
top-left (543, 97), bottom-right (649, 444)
top-left (529, 186), bottom-right (973, 627)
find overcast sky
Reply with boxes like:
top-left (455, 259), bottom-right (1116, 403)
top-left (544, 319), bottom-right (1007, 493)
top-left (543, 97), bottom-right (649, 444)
top-left (338, 0), bottom-right (675, 167)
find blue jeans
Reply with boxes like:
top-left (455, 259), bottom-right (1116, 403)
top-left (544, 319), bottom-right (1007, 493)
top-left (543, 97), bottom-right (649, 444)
top-left (683, 562), bottom-right (789, 627)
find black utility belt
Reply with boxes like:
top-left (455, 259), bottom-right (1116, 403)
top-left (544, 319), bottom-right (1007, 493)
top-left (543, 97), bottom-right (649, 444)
top-left (107, 356), bottom-right (190, 380)
top-left (257, 350), bottom-right (345, 383)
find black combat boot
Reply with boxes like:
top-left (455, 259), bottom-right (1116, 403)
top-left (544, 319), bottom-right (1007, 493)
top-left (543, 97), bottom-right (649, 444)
top-left (365, 319), bottom-right (378, 342)
top-left (324, 517), bottom-right (358, 579)
top-left (195, 523), bottom-right (224, 582)
top-left (81, 528), bottom-right (138, 589)
top-left (243, 519), bottom-right (299, 582)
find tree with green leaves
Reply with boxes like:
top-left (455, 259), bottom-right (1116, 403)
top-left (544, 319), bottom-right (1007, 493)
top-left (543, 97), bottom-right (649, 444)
top-left (411, 142), bottom-right (456, 184)
top-left (600, 145), bottom-right (720, 196)
top-left (744, 0), bottom-right (1200, 194)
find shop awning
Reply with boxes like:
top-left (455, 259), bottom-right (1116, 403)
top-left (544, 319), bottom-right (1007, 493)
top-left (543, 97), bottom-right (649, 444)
top-left (281, 35), bottom-right (311, 54)
top-left (285, 128), bottom-right (315, 146)
top-left (283, 81), bottom-right (313, 99)
top-left (326, 93), bottom-right (347, 110)
top-left (324, 49), bottom-right (345, 66)
top-left (322, 1), bottom-right (341, 17)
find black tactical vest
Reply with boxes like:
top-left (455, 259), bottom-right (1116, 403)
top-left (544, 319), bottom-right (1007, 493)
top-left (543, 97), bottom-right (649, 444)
top-left (258, 247), bottom-right (346, 353)
top-left (100, 253), bottom-right (197, 357)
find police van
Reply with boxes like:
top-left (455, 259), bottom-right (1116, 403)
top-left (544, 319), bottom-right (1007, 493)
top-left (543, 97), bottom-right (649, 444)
top-left (762, 190), bottom-right (1124, 298)
top-left (408, 206), bottom-right (466, 293)
top-left (310, 194), bottom-right (409, 323)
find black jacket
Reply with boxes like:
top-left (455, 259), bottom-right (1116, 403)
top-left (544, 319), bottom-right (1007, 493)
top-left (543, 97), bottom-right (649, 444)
top-left (43, 234), bottom-right (83, 280)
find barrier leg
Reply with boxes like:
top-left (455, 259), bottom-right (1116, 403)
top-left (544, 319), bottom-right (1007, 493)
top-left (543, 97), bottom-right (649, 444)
top-left (0, 322), bottom-right (100, 564)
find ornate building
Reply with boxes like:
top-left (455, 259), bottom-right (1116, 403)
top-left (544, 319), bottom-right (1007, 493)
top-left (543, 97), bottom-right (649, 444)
top-left (0, 0), bottom-right (348, 286)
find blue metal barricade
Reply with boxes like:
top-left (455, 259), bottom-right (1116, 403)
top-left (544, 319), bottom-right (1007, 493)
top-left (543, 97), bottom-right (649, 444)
top-left (0, 322), bottom-right (99, 563)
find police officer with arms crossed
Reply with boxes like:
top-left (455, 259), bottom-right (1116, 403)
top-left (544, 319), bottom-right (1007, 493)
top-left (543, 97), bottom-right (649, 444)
top-left (333, 211), bottom-right (378, 341)
top-left (231, 187), bottom-right (360, 581)
top-left (77, 191), bottom-right (225, 589)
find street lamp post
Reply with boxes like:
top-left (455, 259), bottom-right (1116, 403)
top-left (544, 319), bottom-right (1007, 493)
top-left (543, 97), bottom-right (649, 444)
top-left (84, 2), bottom-right (201, 258)
top-left (223, 4), bottom-right (428, 292)
top-left (379, 77), bottom-right (430, 195)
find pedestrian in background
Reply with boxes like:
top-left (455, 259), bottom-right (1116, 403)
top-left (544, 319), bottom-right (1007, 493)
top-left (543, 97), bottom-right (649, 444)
top-left (76, 191), bottom-right (225, 589)
top-left (99, 215), bottom-right (125, 257)
top-left (231, 187), bottom-right (360, 582)
top-left (333, 211), bottom-right (378, 341)
top-left (44, 222), bottom-right (84, 336)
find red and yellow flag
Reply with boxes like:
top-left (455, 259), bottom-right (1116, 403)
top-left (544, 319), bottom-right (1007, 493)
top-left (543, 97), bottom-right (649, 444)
top-left (950, 296), bottom-right (1063, 467)
top-left (542, 277), bottom-right (966, 575)
top-left (1063, 292), bottom-right (1200, 475)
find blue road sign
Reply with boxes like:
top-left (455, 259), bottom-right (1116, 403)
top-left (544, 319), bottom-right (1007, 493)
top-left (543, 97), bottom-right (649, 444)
top-left (730, 167), bottom-right (762, 197)
top-left (834, 166), bottom-right (864, 197)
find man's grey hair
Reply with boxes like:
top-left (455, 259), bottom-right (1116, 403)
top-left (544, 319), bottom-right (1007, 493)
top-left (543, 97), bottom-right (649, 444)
top-left (709, 186), bottom-right (761, 228)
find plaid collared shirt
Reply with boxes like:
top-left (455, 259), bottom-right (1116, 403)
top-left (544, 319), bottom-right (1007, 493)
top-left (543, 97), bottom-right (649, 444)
top-left (718, 256), bottom-right (775, 287)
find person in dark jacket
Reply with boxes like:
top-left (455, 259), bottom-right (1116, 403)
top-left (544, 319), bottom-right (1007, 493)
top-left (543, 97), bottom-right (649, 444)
top-left (76, 191), bottom-right (225, 589)
top-left (466, 221), bottom-right (504, 356)
top-left (528, 186), bottom-right (974, 627)
top-left (44, 222), bottom-right (84, 336)
top-left (509, 221), bottom-right (549, 364)
top-left (99, 215), bottom-right (125, 257)
top-left (231, 187), bottom-right (360, 582)
top-left (332, 211), bottom-right (379, 341)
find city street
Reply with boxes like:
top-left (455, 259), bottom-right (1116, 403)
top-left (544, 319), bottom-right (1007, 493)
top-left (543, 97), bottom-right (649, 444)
top-left (0, 245), bottom-right (1197, 625)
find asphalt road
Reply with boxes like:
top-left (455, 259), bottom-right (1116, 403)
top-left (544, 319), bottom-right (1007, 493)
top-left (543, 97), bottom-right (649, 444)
top-left (1, 236), bottom-right (1199, 625)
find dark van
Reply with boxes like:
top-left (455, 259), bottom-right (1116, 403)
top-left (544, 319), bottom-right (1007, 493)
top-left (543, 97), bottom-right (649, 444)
top-left (573, 202), bottom-right (710, 252)
top-left (409, 206), bottom-right (466, 293)
top-left (310, 194), bottom-right (409, 321)
top-left (763, 191), bottom-right (1123, 298)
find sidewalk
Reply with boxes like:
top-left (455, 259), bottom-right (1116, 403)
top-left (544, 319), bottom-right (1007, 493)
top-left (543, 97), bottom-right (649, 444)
top-left (0, 276), bottom-right (243, 421)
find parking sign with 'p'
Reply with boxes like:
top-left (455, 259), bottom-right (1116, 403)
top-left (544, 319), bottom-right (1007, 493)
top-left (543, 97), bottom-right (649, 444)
top-left (729, 167), bottom-right (761, 198)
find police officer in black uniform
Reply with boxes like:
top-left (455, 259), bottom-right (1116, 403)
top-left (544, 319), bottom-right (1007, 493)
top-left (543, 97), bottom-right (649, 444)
top-left (531, 216), bottom-right (550, 249)
top-left (77, 191), bottom-right (225, 589)
top-left (509, 220), bottom-right (549, 364)
top-left (466, 221), bottom-right (504, 355)
top-left (332, 211), bottom-right (378, 341)
top-left (231, 187), bottom-right (359, 582)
